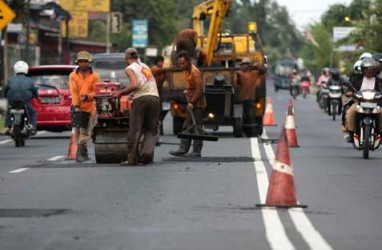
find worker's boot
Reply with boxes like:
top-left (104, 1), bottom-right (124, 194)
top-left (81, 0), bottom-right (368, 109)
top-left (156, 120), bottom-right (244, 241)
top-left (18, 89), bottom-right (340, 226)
top-left (76, 144), bottom-right (89, 162)
top-left (169, 138), bottom-right (191, 157)
top-left (186, 140), bottom-right (202, 157)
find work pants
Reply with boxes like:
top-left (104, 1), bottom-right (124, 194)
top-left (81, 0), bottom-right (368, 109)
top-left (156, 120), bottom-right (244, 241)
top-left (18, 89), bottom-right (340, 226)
top-left (179, 107), bottom-right (204, 154)
top-left (74, 114), bottom-right (94, 146)
top-left (127, 95), bottom-right (160, 164)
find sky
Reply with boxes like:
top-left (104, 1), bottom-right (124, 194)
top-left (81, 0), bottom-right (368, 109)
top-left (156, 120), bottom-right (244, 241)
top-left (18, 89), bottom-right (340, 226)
top-left (274, 0), bottom-right (353, 30)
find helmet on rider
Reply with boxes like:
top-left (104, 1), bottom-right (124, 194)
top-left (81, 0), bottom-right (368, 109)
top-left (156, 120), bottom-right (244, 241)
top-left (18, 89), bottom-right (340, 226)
top-left (330, 68), bottom-right (340, 80)
top-left (372, 53), bottom-right (382, 63)
top-left (360, 57), bottom-right (377, 68)
top-left (359, 52), bottom-right (372, 60)
top-left (353, 60), bottom-right (362, 70)
top-left (322, 67), bottom-right (330, 75)
top-left (13, 61), bottom-right (29, 75)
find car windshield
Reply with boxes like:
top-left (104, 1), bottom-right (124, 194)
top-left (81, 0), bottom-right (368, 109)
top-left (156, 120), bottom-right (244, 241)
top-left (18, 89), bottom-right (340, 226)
top-left (92, 59), bottom-right (128, 86)
top-left (30, 75), bottom-right (70, 90)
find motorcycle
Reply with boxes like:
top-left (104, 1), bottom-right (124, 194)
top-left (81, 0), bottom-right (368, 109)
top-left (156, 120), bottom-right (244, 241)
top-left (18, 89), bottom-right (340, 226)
top-left (318, 83), bottom-right (329, 111)
top-left (290, 81), bottom-right (300, 100)
top-left (352, 89), bottom-right (382, 159)
top-left (300, 80), bottom-right (310, 99)
top-left (327, 84), bottom-right (343, 121)
top-left (8, 101), bottom-right (33, 147)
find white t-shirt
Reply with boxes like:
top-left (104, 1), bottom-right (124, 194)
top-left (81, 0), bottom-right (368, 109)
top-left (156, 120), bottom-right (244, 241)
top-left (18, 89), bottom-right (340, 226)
top-left (127, 61), bottom-right (159, 99)
top-left (360, 77), bottom-right (375, 90)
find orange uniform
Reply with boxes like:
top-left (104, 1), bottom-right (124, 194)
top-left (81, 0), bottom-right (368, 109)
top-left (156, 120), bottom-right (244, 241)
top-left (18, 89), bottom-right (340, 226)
top-left (184, 64), bottom-right (206, 108)
top-left (69, 68), bottom-right (100, 116)
top-left (236, 70), bottom-right (265, 101)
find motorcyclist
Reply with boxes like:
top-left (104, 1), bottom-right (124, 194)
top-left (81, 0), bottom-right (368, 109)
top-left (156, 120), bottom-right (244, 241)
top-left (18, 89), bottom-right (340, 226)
top-left (3, 61), bottom-right (39, 135)
top-left (325, 67), bottom-right (344, 113)
top-left (342, 57), bottom-right (382, 142)
top-left (372, 53), bottom-right (382, 78)
top-left (341, 61), bottom-right (362, 129)
top-left (316, 67), bottom-right (330, 102)
top-left (289, 69), bottom-right (301, 97)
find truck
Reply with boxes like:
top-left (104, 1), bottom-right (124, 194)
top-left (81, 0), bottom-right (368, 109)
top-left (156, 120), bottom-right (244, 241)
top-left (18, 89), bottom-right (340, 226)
top-left (273, 58), bottom-right (298, 92)
top-left (166, 0), bottom-right (266, 137)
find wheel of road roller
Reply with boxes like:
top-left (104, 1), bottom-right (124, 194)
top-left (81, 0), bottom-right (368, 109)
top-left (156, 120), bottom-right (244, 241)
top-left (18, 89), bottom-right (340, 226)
top-left (94, 130), bottom-right (129, 163)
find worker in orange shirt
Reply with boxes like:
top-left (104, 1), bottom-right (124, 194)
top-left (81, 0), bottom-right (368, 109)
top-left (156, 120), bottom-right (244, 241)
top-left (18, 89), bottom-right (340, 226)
top-left (151, 55), bottom-right (169, 135)
top-left (235, 57), bottom-right (266, 125)
top-left (69, 51), bottom-right (100, 162)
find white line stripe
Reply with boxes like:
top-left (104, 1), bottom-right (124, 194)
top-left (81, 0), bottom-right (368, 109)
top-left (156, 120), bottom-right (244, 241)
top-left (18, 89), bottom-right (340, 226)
top-left (0, 139), bottom-right (12, 144)
top-left (289, 208), bottom-right (334, 250)
top-left (261, 131), bottom-right (334, 250)
top-left (9, 168), bottom-right (30, 174)
top-left (47, 155), bottom-right (64, 161)
top-left (251, 138), bottom-right (295, 250)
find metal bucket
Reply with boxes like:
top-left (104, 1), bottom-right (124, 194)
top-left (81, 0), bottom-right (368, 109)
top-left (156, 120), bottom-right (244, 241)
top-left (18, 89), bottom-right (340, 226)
top-left (71, 111), bottom-right (90, 129)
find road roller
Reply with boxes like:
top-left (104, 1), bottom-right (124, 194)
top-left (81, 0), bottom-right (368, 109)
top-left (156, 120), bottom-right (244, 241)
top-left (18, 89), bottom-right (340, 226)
top-left (92, 81), bottom-right (131, 163)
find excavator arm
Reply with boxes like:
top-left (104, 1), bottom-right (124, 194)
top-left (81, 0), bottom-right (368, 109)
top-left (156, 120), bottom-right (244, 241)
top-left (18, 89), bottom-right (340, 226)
top-left (192, 0), bottom-right (231, 66)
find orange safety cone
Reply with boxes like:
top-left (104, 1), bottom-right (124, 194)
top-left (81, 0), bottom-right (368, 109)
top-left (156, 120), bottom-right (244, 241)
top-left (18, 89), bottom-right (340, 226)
top-left (66, 128), bottom-right (77, 160)
top-left (263, 97), bottom-right (277, 126)
top-left (285, 102), bottom-right (300, 147)
top-left (256, 128), bottom-right (307, 208)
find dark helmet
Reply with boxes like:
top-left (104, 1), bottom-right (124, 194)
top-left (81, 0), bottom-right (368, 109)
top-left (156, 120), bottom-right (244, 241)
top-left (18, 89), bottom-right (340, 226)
top-left (372, 53), bottom-right (382, 63)
top-left (330, 68), bottom-right (340, 80)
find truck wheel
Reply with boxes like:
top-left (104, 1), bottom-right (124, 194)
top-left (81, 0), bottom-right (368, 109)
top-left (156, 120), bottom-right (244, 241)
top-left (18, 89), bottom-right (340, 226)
top-left (173, 117), bottom-right (184, 135)
top-left (233, 118), bottom-right (243, 137)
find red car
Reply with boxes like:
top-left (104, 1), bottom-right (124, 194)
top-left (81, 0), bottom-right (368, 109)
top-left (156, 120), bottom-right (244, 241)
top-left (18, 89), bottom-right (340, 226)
top-left (28, 65), bottom-right (77, 132)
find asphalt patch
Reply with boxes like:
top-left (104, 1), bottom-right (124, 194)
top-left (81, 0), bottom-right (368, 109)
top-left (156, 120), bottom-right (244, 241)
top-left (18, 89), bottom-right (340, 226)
top-left (0, 209), bottom-right (70, 218)
top-left (164, 156), bottom-right (257, 162)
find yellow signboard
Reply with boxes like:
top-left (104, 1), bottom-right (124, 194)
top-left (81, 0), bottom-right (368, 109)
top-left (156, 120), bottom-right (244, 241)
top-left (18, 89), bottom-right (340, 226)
top-left (61, 12), bottom-right (88, 38)
top-left (0, 0), bottom-right (16, 31)
top-left (60, 0), bottom-right (110, 12)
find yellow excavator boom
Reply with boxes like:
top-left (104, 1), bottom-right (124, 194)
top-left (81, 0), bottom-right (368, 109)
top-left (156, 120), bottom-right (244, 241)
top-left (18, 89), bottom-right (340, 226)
top-left (192, 0), bottom-right (232, 66)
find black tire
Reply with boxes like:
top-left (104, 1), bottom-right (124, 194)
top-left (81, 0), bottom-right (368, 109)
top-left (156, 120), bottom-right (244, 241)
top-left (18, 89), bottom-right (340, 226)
top-left (332, 102), bottom-right (337, 121)
top-left (233, 118), bottom-right (243, 137)
top-left (363, 124), bottom-right (370, 159)
top-left (13, 125), bottom-right (22, 148)
top-left (173, 117), bottom-right (184, 135)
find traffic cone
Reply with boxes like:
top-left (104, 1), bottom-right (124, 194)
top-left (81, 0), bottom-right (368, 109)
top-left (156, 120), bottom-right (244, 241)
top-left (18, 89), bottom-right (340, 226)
top-left (263, 97), bottom-right (277, 126)
top-left (285, 101), bottom-right (299, 147)
top-left (66, 128), bottom-right (77, 160)
top-left (256, 128), bottom-right (307, 208)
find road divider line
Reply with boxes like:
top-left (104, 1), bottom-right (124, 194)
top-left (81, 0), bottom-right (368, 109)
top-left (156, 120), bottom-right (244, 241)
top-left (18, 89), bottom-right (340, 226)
top-left (47, 155), bottom-right (64, 161)
top-left (9, 168), bottom-right (30, 174)
top-left (0, 139), bottom-right (12, 144)
top-left (251, 137), bottom-right (295, 250)
top-left (261, 131), bottom-right (334, 250)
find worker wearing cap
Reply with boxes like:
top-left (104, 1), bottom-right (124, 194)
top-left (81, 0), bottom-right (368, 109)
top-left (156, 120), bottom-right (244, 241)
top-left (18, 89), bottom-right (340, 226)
top-left (115, 47), bottom-right (160, 166)
top-left (235, 57), bottom-right (266, 125)
top-left (69, 51), bottom-right (100, 162)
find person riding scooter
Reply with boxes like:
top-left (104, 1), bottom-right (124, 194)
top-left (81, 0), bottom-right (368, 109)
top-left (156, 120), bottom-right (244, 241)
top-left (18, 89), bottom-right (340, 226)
top-left (343, 57), bottom-right (382, 142)
top-left (3, 61), bottom-right (39, 135)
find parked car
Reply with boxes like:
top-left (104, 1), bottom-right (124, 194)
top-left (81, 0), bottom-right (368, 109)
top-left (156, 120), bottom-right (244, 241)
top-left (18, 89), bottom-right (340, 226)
top-left (28, 65), bottom-right (77, 132)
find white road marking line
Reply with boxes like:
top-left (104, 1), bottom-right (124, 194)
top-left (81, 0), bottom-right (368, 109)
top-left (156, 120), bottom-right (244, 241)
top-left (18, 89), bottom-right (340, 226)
top-left (9, 168), bottom-right (30, 174)
top-left (289, 208), bottom-right (334, 250)
top-left (261, 131), bottom-right (334, 250)
top-left (251, 138), bottom-right (295, 250)
top-left (47, 155), bottom-right (64, 161)
top-left (0, 139), bottom-right (12, 144)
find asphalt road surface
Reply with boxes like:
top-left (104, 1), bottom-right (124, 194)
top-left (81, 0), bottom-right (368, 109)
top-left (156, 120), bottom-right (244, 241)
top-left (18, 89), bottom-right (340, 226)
top-left (0, 80), bottom-right (381, 250)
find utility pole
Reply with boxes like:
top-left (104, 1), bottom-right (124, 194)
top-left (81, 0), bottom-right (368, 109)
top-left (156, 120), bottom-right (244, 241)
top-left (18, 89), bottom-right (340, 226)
top-left (25, 0), bottom-right (30, 63)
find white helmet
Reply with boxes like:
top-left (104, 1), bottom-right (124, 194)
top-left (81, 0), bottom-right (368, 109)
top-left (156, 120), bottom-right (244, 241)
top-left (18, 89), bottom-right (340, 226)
top-left (353, 60), bottom-right (362, 71)
top-left (13, 61), bottom-right (29, 74)
top-left (359, 52), bottom-right (372, 60)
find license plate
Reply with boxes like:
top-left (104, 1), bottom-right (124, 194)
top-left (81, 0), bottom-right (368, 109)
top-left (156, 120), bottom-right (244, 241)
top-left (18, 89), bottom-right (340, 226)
top-left (360, 102), bottom-right (377, 109)
top-left (41, 97), bottom-right (61, 104)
